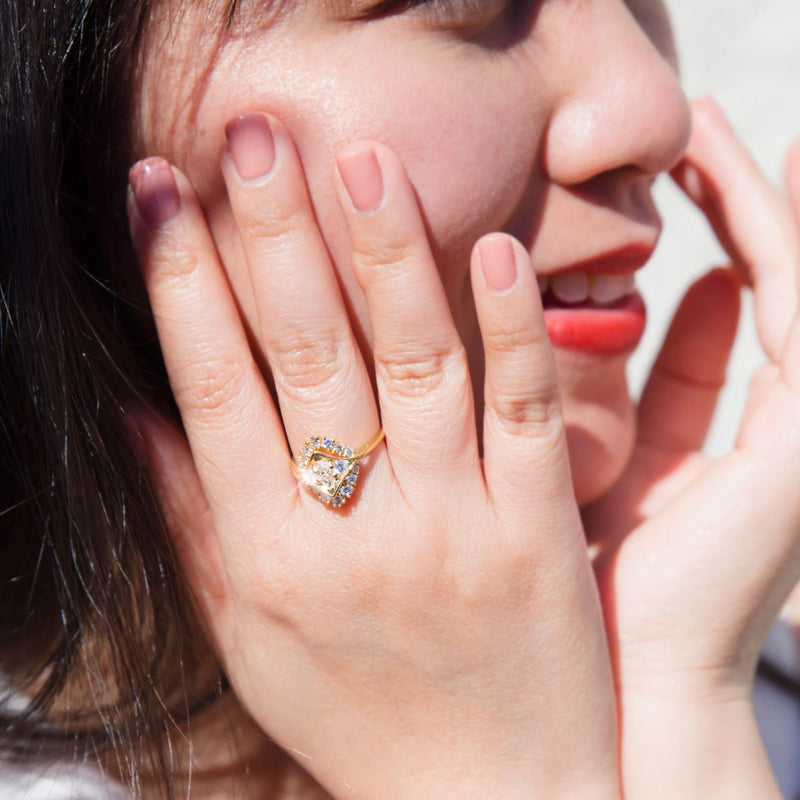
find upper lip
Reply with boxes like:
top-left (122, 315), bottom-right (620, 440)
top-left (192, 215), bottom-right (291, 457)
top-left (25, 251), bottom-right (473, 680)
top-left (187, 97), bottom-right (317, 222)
top-left (542, 239), bottom-right (659, 277)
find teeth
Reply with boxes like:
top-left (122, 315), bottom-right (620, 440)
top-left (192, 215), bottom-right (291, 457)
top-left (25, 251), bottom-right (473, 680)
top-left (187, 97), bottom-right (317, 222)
top-left (537, 272), bottom-right (636, 306)
top-left (551, 272), bottom-right (589, 304)
top-left (589, 272), bottom-right (636, 304)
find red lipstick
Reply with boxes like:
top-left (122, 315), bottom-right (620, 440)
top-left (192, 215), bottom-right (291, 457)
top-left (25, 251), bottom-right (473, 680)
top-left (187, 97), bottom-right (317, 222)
top-left (543, 293), bottom-right (646, 355)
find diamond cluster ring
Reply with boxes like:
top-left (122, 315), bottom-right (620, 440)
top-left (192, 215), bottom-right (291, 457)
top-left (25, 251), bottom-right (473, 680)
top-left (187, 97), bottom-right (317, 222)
top-left (293, 429), bottom-right (385, 508)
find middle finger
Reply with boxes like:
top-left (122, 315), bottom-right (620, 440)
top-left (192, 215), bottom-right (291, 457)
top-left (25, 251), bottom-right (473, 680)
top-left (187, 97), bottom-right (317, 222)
top-left (221, 113), bottom-right (380, 464)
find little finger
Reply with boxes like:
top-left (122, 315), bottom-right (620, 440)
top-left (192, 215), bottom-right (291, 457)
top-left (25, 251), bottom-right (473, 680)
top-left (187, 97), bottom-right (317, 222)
top-left (128, 158), bottom-right (293, 541)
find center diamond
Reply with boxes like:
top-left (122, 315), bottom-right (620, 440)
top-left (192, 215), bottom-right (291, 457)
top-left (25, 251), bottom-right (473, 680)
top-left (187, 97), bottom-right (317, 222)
top-left (296, 437), bottom-right (361, 507)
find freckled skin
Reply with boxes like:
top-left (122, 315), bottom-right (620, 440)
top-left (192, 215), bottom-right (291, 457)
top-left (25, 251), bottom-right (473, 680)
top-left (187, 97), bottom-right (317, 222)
top-left (135, 0), bottom-right (690, 504)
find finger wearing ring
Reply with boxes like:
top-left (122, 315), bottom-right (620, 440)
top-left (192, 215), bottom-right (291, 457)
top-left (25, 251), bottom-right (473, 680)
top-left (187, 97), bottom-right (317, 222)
top-left (293, 430), bottom-right (385, 508)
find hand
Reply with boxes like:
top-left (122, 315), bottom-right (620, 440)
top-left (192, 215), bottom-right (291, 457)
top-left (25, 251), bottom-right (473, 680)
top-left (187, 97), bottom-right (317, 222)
top-left (126, 113), bottom-right (620, 799)
top-left (583, 97), bottom-right (800, 799)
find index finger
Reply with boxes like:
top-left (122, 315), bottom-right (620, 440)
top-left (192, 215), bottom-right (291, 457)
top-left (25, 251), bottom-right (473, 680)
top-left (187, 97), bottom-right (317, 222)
top-left (672, 97), bottom-right (800, 360)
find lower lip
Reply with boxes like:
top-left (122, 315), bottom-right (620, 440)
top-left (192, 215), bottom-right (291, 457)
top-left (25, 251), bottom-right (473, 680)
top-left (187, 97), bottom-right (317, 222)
top-left (543, 293), bottom-right (646, 356)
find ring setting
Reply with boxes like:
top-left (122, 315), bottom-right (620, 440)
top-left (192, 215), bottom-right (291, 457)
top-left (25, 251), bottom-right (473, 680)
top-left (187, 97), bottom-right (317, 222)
top-left (293, 430), bottom-right (384, 508)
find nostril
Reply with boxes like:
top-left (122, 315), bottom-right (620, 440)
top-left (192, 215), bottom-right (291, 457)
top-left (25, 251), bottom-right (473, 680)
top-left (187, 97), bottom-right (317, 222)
top-left (565, 170), bottom-right (663, 229)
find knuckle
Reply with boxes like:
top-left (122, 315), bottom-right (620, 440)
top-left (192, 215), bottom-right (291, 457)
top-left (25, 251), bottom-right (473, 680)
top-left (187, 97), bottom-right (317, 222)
top-left (151, 246), bottom-right (203, 290)
top-left (240, 201), bottom-right (307, 247)
top-left (172, 354), bottom-right (250, 418)
top-left (267, 329), bottom-right (349, 394)
top-left (488, 381), bottom-right (564, 438)
top-left (354, 236), bottom-right (417, 276)
top-left (377, 344), bottom-right (467, 398)
top-left (483, 324), bottom-right (546, 356)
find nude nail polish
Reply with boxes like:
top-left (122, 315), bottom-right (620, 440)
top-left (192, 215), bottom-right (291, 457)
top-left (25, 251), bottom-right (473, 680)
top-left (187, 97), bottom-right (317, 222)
top-left (225, 113), bottom-right (276, 181)
top-left (337, 147), bottom-right (385, 213)
top-left (479, 235), bottom-right (517, 292)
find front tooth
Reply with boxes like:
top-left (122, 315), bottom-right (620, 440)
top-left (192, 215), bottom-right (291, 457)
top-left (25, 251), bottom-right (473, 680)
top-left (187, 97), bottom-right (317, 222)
top-left (551, 272), bottom-right (589, 304)
top-left (589, 273), bottom-right (636, 304)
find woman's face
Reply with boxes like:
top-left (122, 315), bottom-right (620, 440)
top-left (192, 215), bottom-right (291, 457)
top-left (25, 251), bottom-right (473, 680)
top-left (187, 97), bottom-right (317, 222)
top-left (135, 0), bottom-right (690, 505)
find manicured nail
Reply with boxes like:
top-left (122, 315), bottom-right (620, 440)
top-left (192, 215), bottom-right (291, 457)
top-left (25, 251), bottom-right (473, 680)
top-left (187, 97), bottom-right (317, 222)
top-left (478, 235), bottom-right (517, 292)
top-left (225, 113), bottom-right (276, 181)
top-left (129, 158), bottom-right (181, 226)
top-left (678, 163), bottom-right (703, 197)
top-left (695, 96), bottom-right (733, 135)
top-left (337, 147), bottom-right (385, 212)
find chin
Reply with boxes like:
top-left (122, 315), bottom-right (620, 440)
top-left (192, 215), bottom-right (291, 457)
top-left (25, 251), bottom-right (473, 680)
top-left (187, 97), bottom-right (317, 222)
top-left (566, 415), bottom-right (635, 506)
top-left (556, 353), bottom-right (636, 507)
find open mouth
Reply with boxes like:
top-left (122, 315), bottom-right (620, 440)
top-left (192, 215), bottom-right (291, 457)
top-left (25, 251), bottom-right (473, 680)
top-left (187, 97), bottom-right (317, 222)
top-left (537, 270), bottom-right (646, 355)
top-left (538, 270), bottom-right (637, 308)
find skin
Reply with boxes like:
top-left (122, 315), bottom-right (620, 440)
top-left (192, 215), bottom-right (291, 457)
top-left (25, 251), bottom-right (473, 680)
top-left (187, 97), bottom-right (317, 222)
top-left (126, 0), bottom-right (800, 797)
top-left (134, 0), bottom-right (691, 506)
top-left (583, 102), bottom-right (800, 798)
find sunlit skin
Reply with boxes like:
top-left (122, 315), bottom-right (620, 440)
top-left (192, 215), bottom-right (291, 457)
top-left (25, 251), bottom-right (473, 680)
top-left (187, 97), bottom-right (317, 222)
top-left (135, 0), bottom-right (690, 505)
top-left (126, 1), bottom-right (800, 797)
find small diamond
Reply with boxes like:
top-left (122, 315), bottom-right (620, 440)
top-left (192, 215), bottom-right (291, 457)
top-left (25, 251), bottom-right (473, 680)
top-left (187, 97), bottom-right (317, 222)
top-left (341, 484), bottom-right (354, 497)
top-left (344, 447), bottom-right (354, 457)
top-left (334, 459), bottom-right (349, 475)
top-left (323, 437), bottom-right (335, 449)
top-left (332, 496), bottom-right (344, 507)
top-left (352, 463), bottom-right (360, 475)
top-left (346, 473), bottom-right (358, 485)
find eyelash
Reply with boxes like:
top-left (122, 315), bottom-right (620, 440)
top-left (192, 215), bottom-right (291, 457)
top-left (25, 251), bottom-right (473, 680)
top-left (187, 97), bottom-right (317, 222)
top-left (356, 0), bottom-right (523, 27)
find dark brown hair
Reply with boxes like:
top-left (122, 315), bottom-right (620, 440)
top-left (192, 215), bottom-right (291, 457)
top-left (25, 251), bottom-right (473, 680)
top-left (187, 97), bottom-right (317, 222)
top-left (0, 1), bottom-right (229, 794)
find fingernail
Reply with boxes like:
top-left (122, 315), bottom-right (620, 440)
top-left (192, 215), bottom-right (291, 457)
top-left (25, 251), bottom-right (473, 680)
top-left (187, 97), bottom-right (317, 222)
top-left (337, 147), bottom-right (385, 212)
top-left (679, 163), bottom-right (704, 197)
top-left (129, 158), bottom-right (181, 226)
top-left (694, 96), bottom-right (732, 134)
top-left (478, 235), bottom-right (517, 292)
top-left (225, 113), bottom-right (276, 181)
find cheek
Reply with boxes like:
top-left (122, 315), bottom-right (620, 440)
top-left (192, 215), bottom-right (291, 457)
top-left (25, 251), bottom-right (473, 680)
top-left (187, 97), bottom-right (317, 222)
top-left (269, 70), bottom-right (541, 294)
top-left (143, 27), bottom-right (547, 287)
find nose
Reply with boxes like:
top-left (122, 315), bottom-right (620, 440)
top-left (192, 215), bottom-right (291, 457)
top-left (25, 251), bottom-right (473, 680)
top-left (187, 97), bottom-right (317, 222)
top-left (542, 1), bottom-right (691, 186)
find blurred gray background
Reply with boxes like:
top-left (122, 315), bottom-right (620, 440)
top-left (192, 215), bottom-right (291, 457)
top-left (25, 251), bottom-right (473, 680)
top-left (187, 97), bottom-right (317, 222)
top-left (631, 0), bottom-right (800, 455)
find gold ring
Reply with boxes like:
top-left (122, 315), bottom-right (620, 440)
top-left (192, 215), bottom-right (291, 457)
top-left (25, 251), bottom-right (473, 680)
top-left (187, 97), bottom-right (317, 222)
top-left (292, 430), bottom-right (385, 508)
